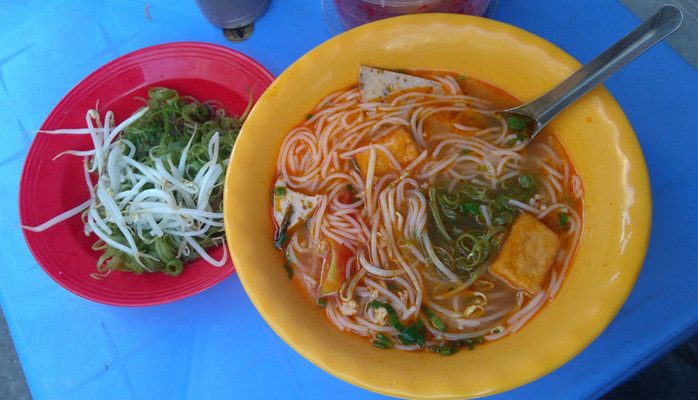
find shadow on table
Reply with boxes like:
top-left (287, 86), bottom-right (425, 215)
top-left (601, 333), bottom-right (698, 399)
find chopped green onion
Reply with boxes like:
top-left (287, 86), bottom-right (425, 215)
top-left (316, 298), bottom-right (327, 307)
top-left (274, 186), bottom-right (286, 196)
top-left (367, 300), bottom-right (425, 348)
top-left (459, 202), bottom-right (480, 216)
top-left (274, 233), bottom-right (288, 249)
top-left (429, 345), bottom-right (457, 355)
top-left (558, 212), bottom-right (569, 230)
top-left (422, 306), bottom-right (447, 332)
top-left (305, 113), bottom-right (313, 120)
top-left (507, 115), bottom-right (530, 132)
top-left (460, 149), bottom-right (472, 155)
top-left (274, 205), bottom-right (293, 249)
top-left (386, 281), bottom-right (401, 292)
top-left (282, 260), bottom-right (294, 279)
top-left (518, 173), bottom-right (537, 189)
top-left (373, 333), bottom-right (393, 348)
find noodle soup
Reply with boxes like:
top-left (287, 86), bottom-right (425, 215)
top-left (271, 68), bottom-right (582, 354)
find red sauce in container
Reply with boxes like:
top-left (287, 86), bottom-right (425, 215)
top-left (333, 0), bottom-right (491, 30)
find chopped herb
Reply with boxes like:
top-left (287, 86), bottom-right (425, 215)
top-left (459, 202), bottom-right (480, 216)
top-left (507, 115), bottom-right (531, 132)
top-left (367, 300), bottom-right (426, 348)
top-left (282, 260), bottom-right (293, 279)
top-left (422, 306), bottom-right (447, 332)
top-left (564, 193), bottom-right (579, 206)
top-left (492, 328), bottom-right (501, 334)
top-left (397, 320), bottom-right (425, 347)
top-left (460, 149), bottom-right (472, 155)
top-left (305, 113), bottom-right (313, 120)
top-left (346, 183), bottom-right (356, 194)
top-left (558, 212), bottom-right (569, 230)
top-left (274, 233), bottom-right (288, 249)
top-left (455, 75), bottom-right (466, 82)
top-left (386, 281), bottom-right (401, 292)
top-left (316, 298), bottom-right (327, 307)
top-left (373, 333), bottom-right (393, 349)
top-left (429, 345), bottom-right (457, 355)
top-left (518, 173), bottom-right (537, 190)
top-left (273, 186), bottom-right (286, 196)
top-left (274, 205), bottom-right (293, 249)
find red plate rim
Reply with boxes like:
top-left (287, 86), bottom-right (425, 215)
top-left (19, 42), bottom-right (275, 306)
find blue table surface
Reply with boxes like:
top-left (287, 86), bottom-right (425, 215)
top-left (1, 0), bottom-right (697, 399)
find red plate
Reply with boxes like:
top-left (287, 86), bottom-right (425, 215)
top-left (19, 42), bottom-right (274, 306)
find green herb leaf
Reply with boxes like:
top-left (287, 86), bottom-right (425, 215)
top-left (459, 202), bottom-right (480, 216)
top-left (422, 306), bottom-right (447, 331)
top-left (373, 333), bottom-right (393, 348)
top-left (367, 300), bottom-right (425, 347)
top-left (558, 212), bottom-right (569, 230)
top-left (386, 281), bottom-right (401, 292)
top-left (507, 115), bottom-right (530, 132)
top-left (282, 260), bottom-right (294, 279)
top-left (274, 205), bottom-right (293, 249)
top-left (518, 173), bottom-right (537, 190)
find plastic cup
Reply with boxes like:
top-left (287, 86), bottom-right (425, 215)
top-left (195, 0), bottom-right (271, 29)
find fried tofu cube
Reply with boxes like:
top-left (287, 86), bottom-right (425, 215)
top-left (354, 127), bottom-right (420, 176)
top-left (490, 213), bottom-right (560, 293)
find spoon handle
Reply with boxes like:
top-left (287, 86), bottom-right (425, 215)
top-left (520, 4), bottom-right (683, 132)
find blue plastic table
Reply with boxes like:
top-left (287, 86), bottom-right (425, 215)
top-left (1, 1), bottom-right (697, 399)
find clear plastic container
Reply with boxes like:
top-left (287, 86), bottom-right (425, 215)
top-left (332, 0), bottom-right (492, 31)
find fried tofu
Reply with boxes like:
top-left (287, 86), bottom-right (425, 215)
top-left (490, 213), bottom-right (560, 293)
top-left (354, 127), bottom-right (420, 176)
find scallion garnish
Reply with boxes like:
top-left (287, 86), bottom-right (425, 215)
top-left (422, 306), bottom-right (447, 332)
top-left (274, 205), bottom-right (293, 249)
top-left (282, 259), bottom-right (294, 279)
top-left (558, 212), bottom-right (569, 230)
top-left (274, 186), bottom-right (286, 196)
top-left (367, 300), bottom-right (426, 348)
top-left (507, 115), bottom-right (530, 132)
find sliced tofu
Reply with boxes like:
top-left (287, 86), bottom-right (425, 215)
top-left (272, 177), bottom-right (321, 231)
top-left (359, 65), bottom-right (443, 102)
top-left (489, 213), bottom-right (560, 293)
top-left (354, 127), bottom-right (421, 177)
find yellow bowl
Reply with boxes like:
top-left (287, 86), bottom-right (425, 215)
top-left (224, 14), bottom-right (651, 399)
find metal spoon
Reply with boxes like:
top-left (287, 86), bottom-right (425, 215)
top-left (504, 4), bottom-right (683, 139)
